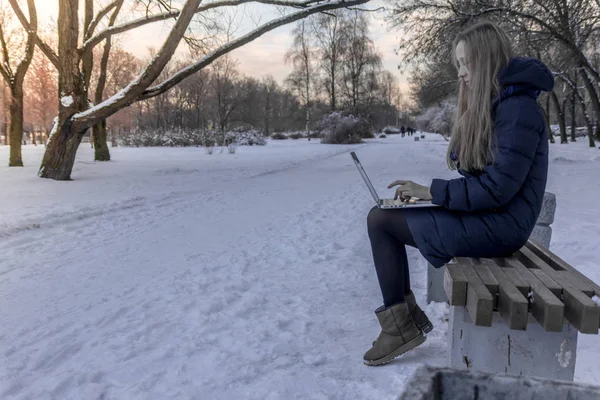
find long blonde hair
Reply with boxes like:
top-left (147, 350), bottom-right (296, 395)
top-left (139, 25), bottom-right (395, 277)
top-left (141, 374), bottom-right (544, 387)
top-left (448, 21), bottom-right (513, 171)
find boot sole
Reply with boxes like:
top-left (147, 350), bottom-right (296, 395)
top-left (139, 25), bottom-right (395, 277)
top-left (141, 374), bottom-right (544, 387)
top-left (363, 333), bottom-right (426, 366)
top-left (418, 321), bottom-right (434, 334)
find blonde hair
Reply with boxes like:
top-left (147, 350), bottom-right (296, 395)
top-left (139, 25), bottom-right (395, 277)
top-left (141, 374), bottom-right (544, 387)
top-left (448, 21), bottom-right (513, 171)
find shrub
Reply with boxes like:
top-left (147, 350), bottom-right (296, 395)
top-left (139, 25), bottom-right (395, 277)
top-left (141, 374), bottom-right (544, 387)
top-left (118, 129), bottom-right (206, 147)
top-left (382, 126), bottom-right (400, 134)
top-left (226, 127), bottom-right (266, 146)
top-left (317, 112), bottom-right (372, 144)
top-left (379, 133), bottom-right (387, 138)
top-left (227, 142), bottom-right (238, 154)
top-left (288, 132), bottom-right (304, 139)
top-left (416, 97), bottom-right (456, 139)
top-left (271, 132), bottom-right (288, 140)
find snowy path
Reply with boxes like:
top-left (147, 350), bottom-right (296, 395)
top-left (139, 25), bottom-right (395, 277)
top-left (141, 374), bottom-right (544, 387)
top-left (0, 136), bottom-right (599, 399)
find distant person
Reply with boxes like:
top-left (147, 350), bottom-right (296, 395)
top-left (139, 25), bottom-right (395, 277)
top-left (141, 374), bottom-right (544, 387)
top-left (363, 20), bottom-right (554, 366)
top-left (400, 125), bottom-right (406, 135)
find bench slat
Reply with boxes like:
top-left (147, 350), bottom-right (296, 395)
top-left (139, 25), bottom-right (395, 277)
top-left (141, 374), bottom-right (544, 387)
top-left (457, 258), bottom-right (499, 309)
top-left (485, 262), bottom-right (529, 330)
top-left (530, 269), bottom-right (562, 297)
top-left (460, 264), bottom-right (494, 327)
top-left (526, 240), bottom-right (600, 297)
top-left (517, 247), bottom-right (600, 334)
top-left (502, 268), bottom-right (529, 297)
top-left (556, 271), bottom-right (595, 297)
top-left (499, 257), bottom-right (565, 332)
top-left (444, 264), bottom-right (468, 306)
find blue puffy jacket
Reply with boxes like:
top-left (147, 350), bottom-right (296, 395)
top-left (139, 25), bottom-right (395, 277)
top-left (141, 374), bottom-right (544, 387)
top-left (406, 57), bottom-right (555, 267)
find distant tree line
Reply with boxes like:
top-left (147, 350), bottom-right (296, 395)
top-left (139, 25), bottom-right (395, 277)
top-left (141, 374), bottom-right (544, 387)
top-left (285, 10), bottom-right (405, 135)
top-left (389, 0), bottom-right (600, 147)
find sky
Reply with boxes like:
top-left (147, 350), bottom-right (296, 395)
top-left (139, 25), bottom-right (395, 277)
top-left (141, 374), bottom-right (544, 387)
top-left (31, 0), bottom-right (411, 92)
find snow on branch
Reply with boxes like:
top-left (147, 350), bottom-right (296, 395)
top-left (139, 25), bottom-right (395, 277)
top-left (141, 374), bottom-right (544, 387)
top-left (139, 0), bottom-right (369, 100)
top-left (81, 0), bottom-right (325, 55)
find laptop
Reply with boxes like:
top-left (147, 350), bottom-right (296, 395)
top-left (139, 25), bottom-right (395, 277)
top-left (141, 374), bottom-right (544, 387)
top-left (350, 151), bottom-right (440, 209)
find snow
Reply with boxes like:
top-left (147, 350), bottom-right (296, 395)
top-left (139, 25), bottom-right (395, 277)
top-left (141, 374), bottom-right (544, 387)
top-left (61, 96), bottom-right (74, 107)
top-left (0, 134), bottom-right (599, 398)
top-left (593, 295), bottom-right (600, 306)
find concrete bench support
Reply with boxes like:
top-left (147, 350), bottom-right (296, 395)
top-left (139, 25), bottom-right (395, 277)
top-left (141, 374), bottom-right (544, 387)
top-left (399, 366), bottom-right (600, 400)
top-left (529, 191), bottom-right (556, 249)
top-left (426, 191), bottom-right (556, 304)
top-left (426, 260), bottom-right (447, 303)
top-left (448, 306), bottom-right (578, 381)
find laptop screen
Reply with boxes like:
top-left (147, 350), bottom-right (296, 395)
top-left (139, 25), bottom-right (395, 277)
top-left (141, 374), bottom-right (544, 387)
top-left (350, 152), bottom-right (380, 205)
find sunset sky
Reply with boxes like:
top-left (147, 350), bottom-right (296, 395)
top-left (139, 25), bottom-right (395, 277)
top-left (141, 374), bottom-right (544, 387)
top-left (32, 0), bottom-right (410, 91)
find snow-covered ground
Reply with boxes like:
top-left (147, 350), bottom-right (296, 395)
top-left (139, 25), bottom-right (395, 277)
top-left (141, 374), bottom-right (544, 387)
top-left (0, 135), bottom-right (599, 399)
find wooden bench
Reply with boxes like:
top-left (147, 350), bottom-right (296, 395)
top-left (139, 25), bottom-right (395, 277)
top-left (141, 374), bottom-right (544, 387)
top-left (443, 239), bottom-right (600, 381)
top-left (427, 191), bottom-right (557, 303)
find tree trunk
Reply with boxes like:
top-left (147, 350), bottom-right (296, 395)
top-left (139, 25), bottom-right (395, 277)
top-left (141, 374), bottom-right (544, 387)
top-left (93, 119), bottom-right (110, 161)
top-left (8, 86), bottom-right (24, 166)
top-left (579, 68), bottom-right (600, 141)
top-left (39, 119), bottom-right (84, 180)
top-left (39, 0), bottom-right (86, 180)
top-left (545, 93), bottom-right (554, 144)
top-left (570, 82), bottom-right (576, 142)
top-left (550, 91), bottom-right (567, 144)
top-left (305, 105), bottom-right (311, 141)
top-left (32, 130), bottom-right (37, 146)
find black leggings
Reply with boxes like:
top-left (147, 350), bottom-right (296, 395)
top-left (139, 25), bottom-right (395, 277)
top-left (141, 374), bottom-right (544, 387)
top-left (367, 206), bottom-right (417, 307)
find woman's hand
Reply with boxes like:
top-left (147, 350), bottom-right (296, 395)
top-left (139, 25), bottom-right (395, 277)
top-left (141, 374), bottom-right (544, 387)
top-left (388, 180), bottom-right (433, 201)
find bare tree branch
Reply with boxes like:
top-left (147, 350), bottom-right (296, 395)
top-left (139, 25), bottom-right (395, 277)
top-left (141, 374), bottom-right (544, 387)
top-left (81, 0), bottom-right (324, 55)
top-left (14, 0), bottom-right (37, 88)
top-left (139, 0), bottom-right (368, 101)
top-left (0, 23), bottom-right (12, 80)
top-left (7, 0), bottom-right (59, 68)
top-left (73, 0), bottom-right (205, 127)
top-left (86, 0), bottom-right (123, 39)
top-left (347, 6), bottom-right (384, 12)
top-left (95, 0), bottom-right (124, 104)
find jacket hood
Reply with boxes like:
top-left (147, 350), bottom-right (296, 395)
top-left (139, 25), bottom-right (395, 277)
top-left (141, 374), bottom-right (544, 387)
top-left (498, 57), bottom-right (554, 92)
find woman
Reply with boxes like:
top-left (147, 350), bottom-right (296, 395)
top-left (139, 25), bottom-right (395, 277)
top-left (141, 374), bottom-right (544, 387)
top-left (363, 20), bottom-right (554, 366)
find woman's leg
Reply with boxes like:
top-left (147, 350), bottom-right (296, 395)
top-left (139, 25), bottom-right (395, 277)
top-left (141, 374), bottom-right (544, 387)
top-left (367, 206), bottom-right (417, 307)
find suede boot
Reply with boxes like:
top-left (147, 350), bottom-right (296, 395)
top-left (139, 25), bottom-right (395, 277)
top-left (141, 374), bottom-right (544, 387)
top-left (363, 302), bottom-right (425, 366)
top-left (405, 291), bottom-right (433, 334)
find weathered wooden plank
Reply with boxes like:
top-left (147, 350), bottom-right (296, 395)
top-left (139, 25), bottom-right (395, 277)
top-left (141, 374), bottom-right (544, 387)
top-left (517, 247), bottom-right (600, 334)
top-left (461, 264), bottom-right (494, 327)
top-left (444, 264), bottom-right (467, 306)
top-left (457, 258), bottom-right (500, 309)
top-left (486, 263), bottom-right (529, 330)
top-left (502, 267), bottom-right (530, 297)
top-left (530, 269), bottom-right (562, 297)
top-left (526, 240), bottom-right (600, 297)
top-left (498, 257), bottom-right (564, 332)
top-left (556, 271), bottom-right (595, 297)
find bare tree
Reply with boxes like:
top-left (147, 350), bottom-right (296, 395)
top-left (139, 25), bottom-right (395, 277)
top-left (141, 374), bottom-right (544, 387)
top-left (556, 70), bottom-right (596, 147)
top-left (388, 0), bottom-right (600, 140)
top-left (262, 75), bottom-right (279, 135)
top-left (9, 0), bottom-right (368, 180)
top-left (339, 10), bottom-right (381, 113)
top-left (285, 20), bottom-right (315, 138)
top-left (209, 55), bottom-right (240, 135)
top-left (0, 79), bottom-right (9, 144)
top-left (1, 0), bottom-right (37, 166)
top-left (311, 10), bottom-right (346, 111)
top-left (24, 35), bottom-right (58, 145)
top-left (90, 0), bottom-right (125, 161)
